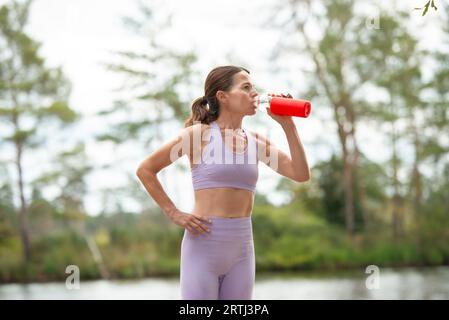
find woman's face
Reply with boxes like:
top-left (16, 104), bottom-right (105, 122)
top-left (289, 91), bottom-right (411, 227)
top-left (219, 71), bottom-right (259, 115)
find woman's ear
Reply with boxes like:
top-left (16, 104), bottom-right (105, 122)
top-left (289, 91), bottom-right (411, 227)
top-left (216, 90), bottom-right (227, 104)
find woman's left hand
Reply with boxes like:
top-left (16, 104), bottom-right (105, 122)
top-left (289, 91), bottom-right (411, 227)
top-left (266, 93), bottom-right (294, 127)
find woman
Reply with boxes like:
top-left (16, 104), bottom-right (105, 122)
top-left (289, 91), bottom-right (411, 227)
top-left (136, 65), bottom-right (310, 300)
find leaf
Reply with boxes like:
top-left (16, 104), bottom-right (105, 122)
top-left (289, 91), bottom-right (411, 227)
top-left (37, 101), bottom-right (78, 123)
top-left (419, 0), bottom-right (438, 15)
top-left (422, 2), bottom-right (430, 16)
top-left (95, 133), bottom-right (123, 144)
top-left (431, 0), bottom-right (438, 10)
top-left (3, 128), bottom-right (37, 144)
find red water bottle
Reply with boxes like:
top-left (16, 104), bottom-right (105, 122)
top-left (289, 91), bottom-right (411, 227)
top-left (256, 93), bottom-right (311, 118)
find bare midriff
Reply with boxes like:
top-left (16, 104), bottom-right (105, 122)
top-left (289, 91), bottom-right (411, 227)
top-left (192, 188), bottom-right (254, 218)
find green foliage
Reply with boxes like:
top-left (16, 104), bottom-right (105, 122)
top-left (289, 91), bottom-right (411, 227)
top-left (1, 188), bottom-right (448, 283)
top-left (415, 0), bottom-right (438, 16)
top-left (279, 154), bottom-right (388, 232)
top-left (0, 1), bottom-right (76, 135)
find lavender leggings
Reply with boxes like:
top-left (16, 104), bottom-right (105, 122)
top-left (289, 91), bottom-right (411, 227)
top-left (180, 216), bottom-right (255, 300)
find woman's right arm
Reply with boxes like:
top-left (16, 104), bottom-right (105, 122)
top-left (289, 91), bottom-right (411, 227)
top-left (136, 125), bottom-right (211, 236)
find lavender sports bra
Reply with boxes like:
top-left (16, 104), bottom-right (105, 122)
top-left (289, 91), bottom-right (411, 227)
top-left (191, 121), bottom-right (259, 193)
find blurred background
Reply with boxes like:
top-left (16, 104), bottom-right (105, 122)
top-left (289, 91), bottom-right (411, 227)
top-left (0, 0), bottom-right (448, 299)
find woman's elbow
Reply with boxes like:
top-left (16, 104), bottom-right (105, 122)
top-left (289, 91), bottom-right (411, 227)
top-left (136, 165), bottom-right (154, 179)
top-left (294, 171), bottom-right (311, 183)
top-left (136, 167), bottom-right (145, 179)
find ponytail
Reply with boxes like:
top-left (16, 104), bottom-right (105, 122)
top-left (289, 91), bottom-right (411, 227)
top-left (184, 95), bottom-right (219, 127)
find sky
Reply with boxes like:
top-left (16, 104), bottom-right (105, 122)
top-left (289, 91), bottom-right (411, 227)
top-left (1, 0), bottom-right (444, 215)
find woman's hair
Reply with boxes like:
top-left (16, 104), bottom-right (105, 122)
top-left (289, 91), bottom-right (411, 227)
top-left (184, 65), bottom-right (250, 127)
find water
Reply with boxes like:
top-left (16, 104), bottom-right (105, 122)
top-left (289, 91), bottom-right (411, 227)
top-left (1, 266), bottom-right (448, 300)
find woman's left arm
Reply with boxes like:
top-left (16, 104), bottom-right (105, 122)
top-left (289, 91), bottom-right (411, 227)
top-left (281, 121), bottom-right (311, 182)
top-left (255, 123), bottom-right (311, 183)
top-left (262, 93), bottom-right (311, 182)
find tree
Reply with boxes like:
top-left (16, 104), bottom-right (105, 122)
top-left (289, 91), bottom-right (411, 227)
top-left (98, 0), bottom-right (198, 146)
top-left (266, 0), bottom-right (446, 236)
top-left (269, 0), bottom-right (369, 235)
top-left (96, 0), bottom-right (199, 211)
top-left (0, 0), bottom-right (78, 262)
top-left (353, 12), bottom-right (420, 238)
top-left (354, 8), bottom-right (448, 239)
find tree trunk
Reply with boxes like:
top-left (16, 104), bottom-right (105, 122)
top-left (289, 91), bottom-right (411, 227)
top-left (347, 102), bottom-right (368, 231)
top-left (354, 143), bottom-right (369, 230)
top-left (343, 152), bottom-right (355, 235)
top-left (10, 89), bottom-right (32, 262)
top-left (336, 117), bottom-right (355, 235)
top-left (411, 119), bottom-right (423, 215)
top-left (16, 141), bottom-right (32, 262)
top-left (410, 115), bottom-right (423, 256)
top-left (391, 121), bottom-right (402, 239)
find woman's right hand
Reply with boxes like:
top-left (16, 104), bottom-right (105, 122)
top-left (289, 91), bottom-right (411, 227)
top-left (169, 209), bottom-right (212, 236)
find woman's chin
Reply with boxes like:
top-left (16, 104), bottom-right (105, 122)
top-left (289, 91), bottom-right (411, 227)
top-left (243, 108), bottom-right (257, 116)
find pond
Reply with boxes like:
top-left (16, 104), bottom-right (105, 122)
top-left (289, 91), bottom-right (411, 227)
top-left (1, 266), bottom-right (448, 299)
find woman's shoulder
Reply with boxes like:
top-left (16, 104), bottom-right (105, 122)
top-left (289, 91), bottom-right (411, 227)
top-left (184, 122), bottom-right (213, 165)
top-left (183, 122), bottom-right (212, 137)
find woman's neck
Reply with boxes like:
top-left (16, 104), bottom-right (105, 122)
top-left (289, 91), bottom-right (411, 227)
top-left (215, 117), bottom-right (243, 130)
